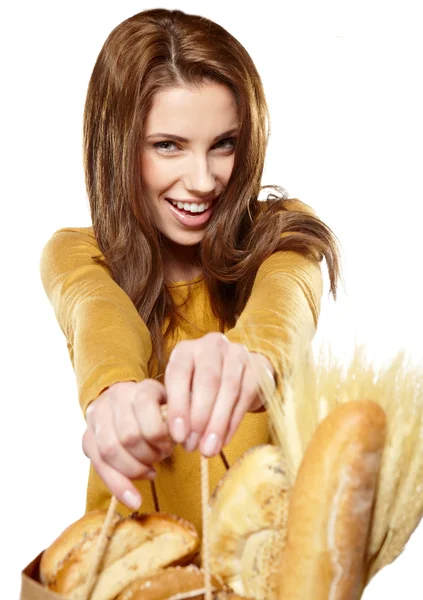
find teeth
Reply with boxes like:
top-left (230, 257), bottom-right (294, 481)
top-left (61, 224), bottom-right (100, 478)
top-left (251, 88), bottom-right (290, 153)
top-left (171, 200), bottom-right (210, 214)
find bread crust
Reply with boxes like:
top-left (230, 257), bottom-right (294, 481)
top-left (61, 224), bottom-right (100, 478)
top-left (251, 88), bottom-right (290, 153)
top-left (39, 510), bottom-right (122, 587)
top-left (277, 399), bottom-right (386, 600)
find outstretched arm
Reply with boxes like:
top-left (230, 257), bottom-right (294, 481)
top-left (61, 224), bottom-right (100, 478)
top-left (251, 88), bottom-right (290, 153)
top-left (225, 248), bottom-right (323, 390)
top-left (40, 227), bottom-right (152, 415)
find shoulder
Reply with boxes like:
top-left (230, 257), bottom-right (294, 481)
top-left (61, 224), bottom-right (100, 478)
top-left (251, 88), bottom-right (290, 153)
top-left (41, 226), bottom-right (99, 256)
top-left (44, 225), bottom-right (97, 245)
top-left (39, 226), bottom-right (106, 276)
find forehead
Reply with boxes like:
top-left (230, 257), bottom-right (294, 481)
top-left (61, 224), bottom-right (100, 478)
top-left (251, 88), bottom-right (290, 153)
top-left (145, 82), bottom-right (239, 136)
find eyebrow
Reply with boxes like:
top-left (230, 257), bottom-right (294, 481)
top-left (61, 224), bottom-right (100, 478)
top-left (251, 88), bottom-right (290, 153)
top-left (146, 128), bottom-right (239, 143)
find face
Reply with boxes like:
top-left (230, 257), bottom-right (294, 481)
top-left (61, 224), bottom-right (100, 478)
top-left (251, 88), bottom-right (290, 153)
top-left (141, 81), bottom-right (239, 249)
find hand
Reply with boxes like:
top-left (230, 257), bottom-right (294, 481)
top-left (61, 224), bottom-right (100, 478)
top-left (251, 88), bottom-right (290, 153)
top-left (164, 333), bottom-right (275, 458)
top-left (82, 380), bottom-right (175, 511)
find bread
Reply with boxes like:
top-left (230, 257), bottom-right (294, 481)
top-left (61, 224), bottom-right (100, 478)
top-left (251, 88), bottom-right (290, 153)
top-left (215, 594), bottom-right (251, 599)
top-left (40, 509), bottom-right (122, 590)
top-left (40, 511), bottom-right (199, 600)
top-left (208, 444), bottom-right (290, 599)
top-left (277, 399), bottom-right (386, 600)
top-left (38, 398), bottom-right (387, 599)
top-left (267, 344), bottom-right (423, 583)
top-left (115, 565), bottom-right (224, 599)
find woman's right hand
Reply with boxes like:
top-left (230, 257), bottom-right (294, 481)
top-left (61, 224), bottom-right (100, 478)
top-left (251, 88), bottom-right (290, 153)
top-left (82, 379), bottom-right (175, 511)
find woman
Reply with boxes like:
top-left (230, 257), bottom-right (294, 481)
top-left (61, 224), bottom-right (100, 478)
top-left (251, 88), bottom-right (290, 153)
top-left (40, 8), bottom-right (341, 534)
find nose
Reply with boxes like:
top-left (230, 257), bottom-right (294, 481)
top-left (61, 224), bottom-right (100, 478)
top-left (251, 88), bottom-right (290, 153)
top-left (183, 153), bottom-right (216, 195)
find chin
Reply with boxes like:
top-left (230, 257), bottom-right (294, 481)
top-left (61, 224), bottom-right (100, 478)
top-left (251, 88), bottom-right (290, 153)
top-left (168, 231), bottom-right (205, 247)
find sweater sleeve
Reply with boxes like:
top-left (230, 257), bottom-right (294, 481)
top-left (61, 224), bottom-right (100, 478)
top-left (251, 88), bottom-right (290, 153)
top-left (225, 198), bottom-right (324, 386)
top-left (39, 227), bottom-right (152, 415)
top-left (225, 244), bottom-right (323, 404)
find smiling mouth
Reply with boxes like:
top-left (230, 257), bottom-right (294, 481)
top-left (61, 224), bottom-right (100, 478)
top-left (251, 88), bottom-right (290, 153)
top-left (166, 196), bottom-right (219, 203)
top-left (165, 196), bottom-right (219, 214)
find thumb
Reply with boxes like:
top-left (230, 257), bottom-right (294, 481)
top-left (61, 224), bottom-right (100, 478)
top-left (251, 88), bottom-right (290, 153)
top-left (82, 427), bottom-right (147, 511)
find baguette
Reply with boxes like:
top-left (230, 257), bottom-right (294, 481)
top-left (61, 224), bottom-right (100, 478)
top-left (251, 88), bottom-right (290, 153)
top-left (277, 399), bottom-right (386, 600)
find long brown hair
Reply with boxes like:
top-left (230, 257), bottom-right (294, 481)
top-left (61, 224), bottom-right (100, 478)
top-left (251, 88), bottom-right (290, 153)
top-left (83, 8), bottom-right (342, 376)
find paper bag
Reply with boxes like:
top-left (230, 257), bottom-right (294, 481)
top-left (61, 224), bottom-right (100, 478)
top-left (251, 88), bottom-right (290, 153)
top-left (20, 551), bottom-right (66, 600)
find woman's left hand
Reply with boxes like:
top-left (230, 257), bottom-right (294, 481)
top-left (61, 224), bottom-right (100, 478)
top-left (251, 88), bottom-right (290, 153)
top-left (164, 333), bottom-right (275, 457)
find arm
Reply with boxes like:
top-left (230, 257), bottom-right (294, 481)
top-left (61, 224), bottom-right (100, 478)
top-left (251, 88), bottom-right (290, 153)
top-left (225, 198), bottom-right (323, 387)
top-left (40, 227), bottom-right (152, 415)
top-left (225, 249), bottom-right (323, 389)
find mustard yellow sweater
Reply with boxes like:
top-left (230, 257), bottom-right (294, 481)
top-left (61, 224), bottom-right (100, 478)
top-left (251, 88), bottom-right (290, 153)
top-left (39, 200), bottom-right (323, 533)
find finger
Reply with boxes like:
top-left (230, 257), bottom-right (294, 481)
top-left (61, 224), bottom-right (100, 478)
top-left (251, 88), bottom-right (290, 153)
top-left (85, 401), bottom-right (96, 427)
top-left (112, 395), bottom-right (163, 466)
top-left (199, 343), bottom-right (246, 457)
top-left (189, 334), bottom-right (229, 449)
top-left (223, 365), bottom-right (259, 447)
top-left (112, 394), bottom-right (142, 447)
top-left (82, 427), bottom-right (154, 512)
top-left (132, 380), bottom-right (169, 442)
top-left (131, 381), bottom-right (175, 459)
top-left (249, 352), bottom-right (276, 404)
top-left (92, 402), bottom-right (155, 479)
top-left (165, 341), bottom-right (195, 443)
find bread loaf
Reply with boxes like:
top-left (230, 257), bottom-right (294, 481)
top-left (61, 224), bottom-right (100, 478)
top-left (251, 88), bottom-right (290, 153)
top-left (277, 399), bottom-right (386, 600)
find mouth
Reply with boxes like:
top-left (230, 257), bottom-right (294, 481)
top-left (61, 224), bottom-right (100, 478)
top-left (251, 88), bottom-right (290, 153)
top-left (165, 196), bottom-right (219, 215)
top-left (165, 196), bottom-right (219, 228)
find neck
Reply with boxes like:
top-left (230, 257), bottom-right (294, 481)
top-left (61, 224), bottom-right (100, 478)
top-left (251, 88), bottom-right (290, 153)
top-left (162, 238), bottom-right (202, 282)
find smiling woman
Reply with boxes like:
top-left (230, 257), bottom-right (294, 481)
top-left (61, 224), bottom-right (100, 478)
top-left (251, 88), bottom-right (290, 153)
top-left (140, 83), bottom-right (238, 253)
top-left (40, 7), bottom-right (342, 532)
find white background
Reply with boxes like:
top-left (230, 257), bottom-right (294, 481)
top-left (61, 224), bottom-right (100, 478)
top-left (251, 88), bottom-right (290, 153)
top-left (2, 1), bottom-right (422, 598)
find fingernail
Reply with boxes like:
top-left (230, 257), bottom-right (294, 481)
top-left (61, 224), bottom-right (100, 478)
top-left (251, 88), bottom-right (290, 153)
top-left (265, 367), bottom-right (276, 385)
top-left (122, 490), bottom-right (141, 511)
top-left (172, 417), bottom-right (186, 442)
top-left (184, 432), bottom-right (199, 452)
top-left (203, 432), bottom-right (219, 457)
top-left (146, 470), bottom-right (156, 480)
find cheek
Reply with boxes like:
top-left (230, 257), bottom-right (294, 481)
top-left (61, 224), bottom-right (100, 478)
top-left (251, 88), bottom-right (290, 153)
top-left (140, 152), bottom-right (156, 188)
top-left (140, 153), bottom-right (175, 192)
top-left (221, 156), bottom-right (235, 182)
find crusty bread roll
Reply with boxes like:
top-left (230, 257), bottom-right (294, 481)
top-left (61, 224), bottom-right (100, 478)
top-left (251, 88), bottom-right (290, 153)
top-left (208, 444), bottom-right (289, 599)
top-left (40, 509), bottom-right (122, 589)
top-left (40, 511), bottom-right (199, 600)
top-left (277, 399), bottom-right (386, 600)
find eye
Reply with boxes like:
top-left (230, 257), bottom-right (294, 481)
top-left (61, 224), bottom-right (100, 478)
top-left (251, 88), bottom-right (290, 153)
top-left (152, 137), bottom-right (237, 154)
top-left (214, 137), bottom-right (237, 150)
top-left (152, 141), bottom-right (178, 153)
